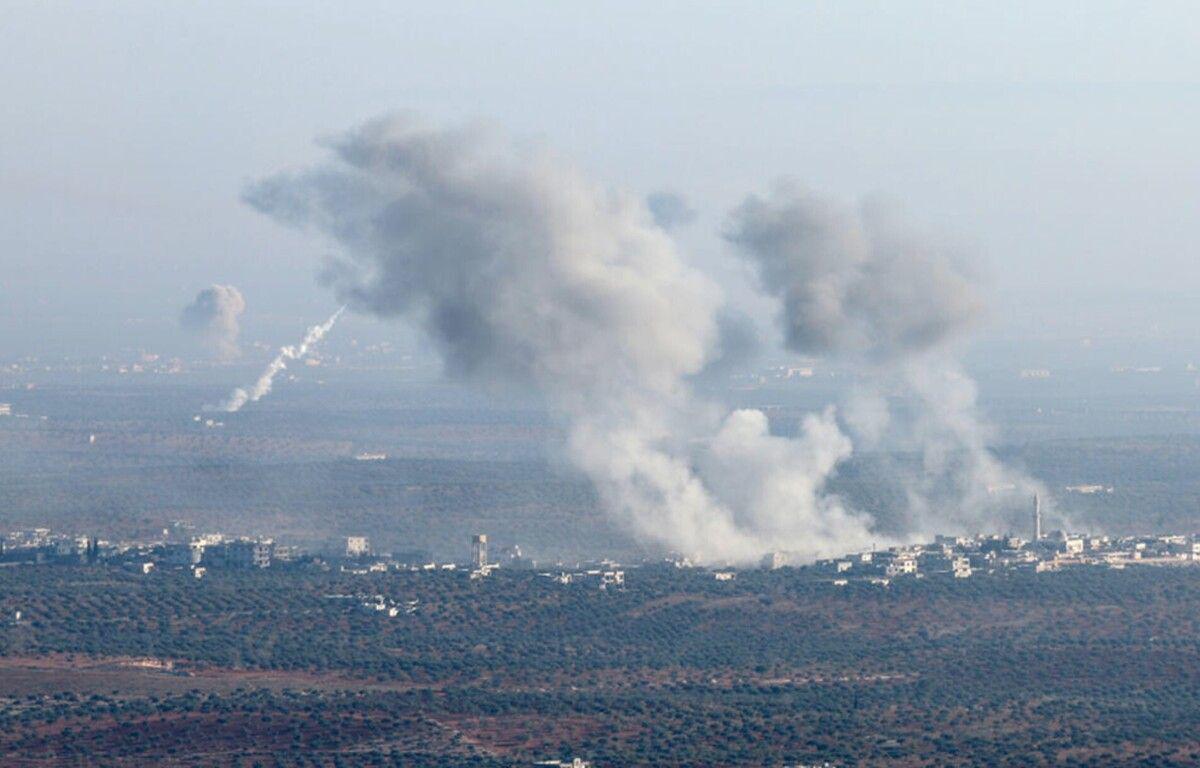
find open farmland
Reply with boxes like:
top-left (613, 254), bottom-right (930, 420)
top-left (5, 565), bottom-right (1200, 765)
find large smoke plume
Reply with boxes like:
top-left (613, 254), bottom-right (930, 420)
top-left (725, 184), bottom-right (1044, 536)
top-left (245, 115), bottom-right (878, 563)
top-left (180, 284), bottom-right (246, 360)
top-left (212, 306), bottom-right (344, 413)
top-left (243, 115), bottom-right (1046, 561)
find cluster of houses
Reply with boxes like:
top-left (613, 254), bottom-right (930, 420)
top-left (324, 592), bottom-right (419, 617)
top-left (0, 525), bottom-right (296, 576)
top-left (13, 523), bottom-right (1200, 590)
top-left (1, 528), bottom-right (623, 585)
top-left (0, 528), bottom-right (101, 566)
top-left (796, 531), bottom-right (1200, 585)
top-left (538, 567), bottom-right (626, 590)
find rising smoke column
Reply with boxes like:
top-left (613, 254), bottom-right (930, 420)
top-left (180, 284), bottom-right (246, 360)
top-left (725, 183), bottom-right (1043, 536)
top-left (243, 115), bottom-right (880, 563)
top-left (213, 306), bottom-right (345, 412)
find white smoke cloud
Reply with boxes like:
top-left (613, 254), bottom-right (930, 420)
top-left (725, 183), bottom-right (1046, 537)
top-left (180, 284), bottom-right (246, 360)
top-left (244, 115), bottom-right (880, 563)
top-left (212, 306), bottom-right (344, 413)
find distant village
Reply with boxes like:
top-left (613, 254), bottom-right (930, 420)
top-left (797, 528), bottom-right (1200, 586)
top-left (772, 494), bottom-right (1200, 585)
top-left (0, 525), bottom-right (631, 591)
top-left (7, 494), bottom-right (1200, 591)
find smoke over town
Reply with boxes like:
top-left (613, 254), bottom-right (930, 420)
top-left (725, 184), bottom-right (1044, 536)
top-left (180, 284), bottom-right (246, 360)
top-left (244, 114), bottom-right (1034, 562)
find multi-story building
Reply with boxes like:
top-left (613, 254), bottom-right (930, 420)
top-left (245, 540), bottom-right (273, 569)
top-left (163, 543), bottom-right (203, 567)
top-left (203, 539), bottom-right (273, 569)
top-left (885, 557), bottom-right (918, 578)
top-left (471, 534), bottom-right (488, 569)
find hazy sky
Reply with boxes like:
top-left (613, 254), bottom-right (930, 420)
top-left (3, 1), bottom-right (1200, 358)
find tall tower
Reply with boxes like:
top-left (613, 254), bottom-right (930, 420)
top-left (1032, 493), bottom-right (1042, 542)
top-left (471, 534), bottom-right (488, 569)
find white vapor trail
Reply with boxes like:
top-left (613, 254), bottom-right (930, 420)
top-left (212, 306), bottom-right (346, 413)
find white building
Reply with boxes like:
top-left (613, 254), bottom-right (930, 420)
top-left (885, 558), bottom-right (918, 577)
top-left (346, 536), bottom-right (370, 557)
top-left (600, 570), bottom-right (624, 589)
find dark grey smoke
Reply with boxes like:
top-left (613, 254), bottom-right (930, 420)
top-left (180, 284), bottom-right (246, 360)
top-left (244, 118), bottom-right (708, 388)
top-left (724, 183), bottom-right (982, 361)
top-left (646, 191), bottom-right (697, 230)
top-left (244, 115), bottom-right (879, 563)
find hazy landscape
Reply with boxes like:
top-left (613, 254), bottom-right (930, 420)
top-left (8, 2), bottom-right (1200, 765)
top-left (6, 360), bottom-right (1200, 560)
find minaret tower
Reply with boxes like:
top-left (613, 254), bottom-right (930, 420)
top-left (471, 534), bottom-right (488, 569)
top-left (1032, 493), bottom-right (1042, 542)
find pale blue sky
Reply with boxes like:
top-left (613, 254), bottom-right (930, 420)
top-left (3, 1), bottom-right (1200, 357)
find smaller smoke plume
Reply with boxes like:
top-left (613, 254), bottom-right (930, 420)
top-left (180, 285), bottom-right (246, 360)
top-left (726, 183), bottom-right (1044, 537)
top-left (213, 306), bottom-right (345, 412)
top-left (646, 191), bottom-right (697, 230)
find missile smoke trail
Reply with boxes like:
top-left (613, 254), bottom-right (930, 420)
top-left (211, 306), bottom-right (345, 413)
